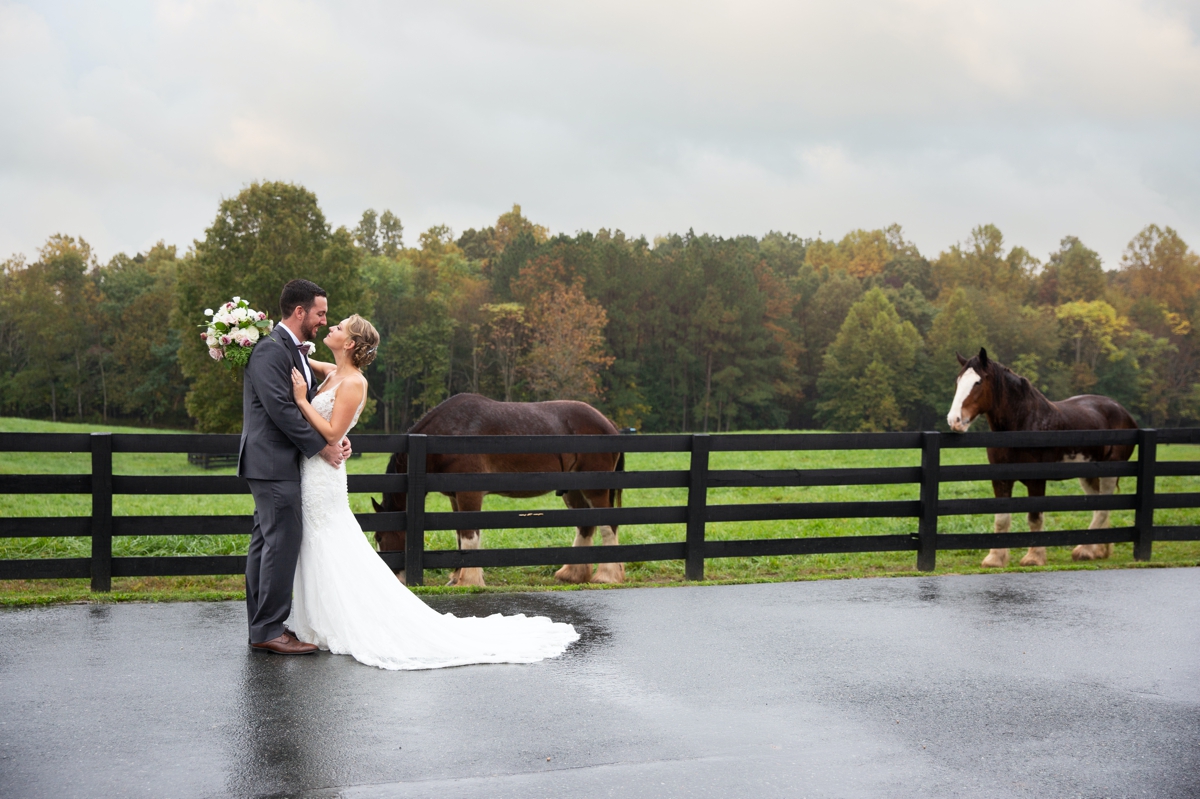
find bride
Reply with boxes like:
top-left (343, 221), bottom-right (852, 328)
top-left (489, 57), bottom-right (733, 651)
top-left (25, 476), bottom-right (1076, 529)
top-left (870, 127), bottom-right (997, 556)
top-left (285, 314), bottom-right (579, 670)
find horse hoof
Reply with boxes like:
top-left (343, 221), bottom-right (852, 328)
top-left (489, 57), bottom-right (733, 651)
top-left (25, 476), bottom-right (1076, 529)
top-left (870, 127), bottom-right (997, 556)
top-left (554, 563), bottom-right (593, 584)
top-left (1071, 544), bottom-right (1110, 561)
top-left (447, 567), bottom-right (485, 587)
top-left (590, 563), bottom-right (626, 584)
top-left (1019, 548), bottom-right (1047, 567)
top-left (980, 551), bottom-right (1009, 568)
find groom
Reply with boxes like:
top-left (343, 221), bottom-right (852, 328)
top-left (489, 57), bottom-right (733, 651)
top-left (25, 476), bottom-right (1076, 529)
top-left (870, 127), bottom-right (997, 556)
top-left (239, 278), bottom-right (351, 655)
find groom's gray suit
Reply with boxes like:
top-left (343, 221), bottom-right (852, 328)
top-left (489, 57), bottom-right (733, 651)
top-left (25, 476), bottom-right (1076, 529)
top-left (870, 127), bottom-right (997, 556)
top-left (239, 325), bottom-right (328, 644)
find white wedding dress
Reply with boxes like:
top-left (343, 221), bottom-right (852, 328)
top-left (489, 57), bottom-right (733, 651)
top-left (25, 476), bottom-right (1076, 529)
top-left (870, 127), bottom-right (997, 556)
top-left (286, 382), bottom-right (579, 670)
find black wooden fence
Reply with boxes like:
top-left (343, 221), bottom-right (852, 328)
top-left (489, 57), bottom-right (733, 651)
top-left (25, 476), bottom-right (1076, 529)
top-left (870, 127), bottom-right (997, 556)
top-left (2, 429), bottom-right (1199, 591)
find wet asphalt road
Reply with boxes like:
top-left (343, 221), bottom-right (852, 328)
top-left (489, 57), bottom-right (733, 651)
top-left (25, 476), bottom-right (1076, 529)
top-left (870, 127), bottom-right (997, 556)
top-left (1, 569), bottom-right (1197, 799)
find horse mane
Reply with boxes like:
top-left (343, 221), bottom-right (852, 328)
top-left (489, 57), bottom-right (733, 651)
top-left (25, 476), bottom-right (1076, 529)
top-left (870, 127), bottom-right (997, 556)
top-left (984, 358), bottom-right (1055, 430)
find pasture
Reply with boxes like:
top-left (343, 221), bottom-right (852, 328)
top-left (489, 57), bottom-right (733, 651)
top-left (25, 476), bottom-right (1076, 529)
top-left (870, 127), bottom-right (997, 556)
top-left (2, 416), bottom-right (1198, 604)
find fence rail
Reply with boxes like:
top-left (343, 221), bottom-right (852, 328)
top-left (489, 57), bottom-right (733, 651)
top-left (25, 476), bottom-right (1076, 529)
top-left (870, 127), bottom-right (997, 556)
top-left (2, 429), bottom-right (1199, 590)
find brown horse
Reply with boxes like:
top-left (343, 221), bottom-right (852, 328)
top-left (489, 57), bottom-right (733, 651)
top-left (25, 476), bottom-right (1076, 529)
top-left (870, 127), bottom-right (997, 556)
top-left (371, 393), bottom-right (626, 587)
top-left (947, 348), bottom-right (1138, 568)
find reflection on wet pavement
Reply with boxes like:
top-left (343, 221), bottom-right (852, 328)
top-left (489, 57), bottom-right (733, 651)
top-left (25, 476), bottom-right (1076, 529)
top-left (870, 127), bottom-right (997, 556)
top-left (1, 570), bottom-right (1197, 799)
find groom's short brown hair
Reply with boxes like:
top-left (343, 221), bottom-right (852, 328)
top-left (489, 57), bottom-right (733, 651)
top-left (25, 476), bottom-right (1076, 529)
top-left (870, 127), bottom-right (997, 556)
top-left (280, 279), bottom-right (327, 318)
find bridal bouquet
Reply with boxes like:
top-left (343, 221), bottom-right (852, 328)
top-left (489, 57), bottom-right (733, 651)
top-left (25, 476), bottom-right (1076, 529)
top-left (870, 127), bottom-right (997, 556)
top-left (200, 297), bottom-right (274, 368)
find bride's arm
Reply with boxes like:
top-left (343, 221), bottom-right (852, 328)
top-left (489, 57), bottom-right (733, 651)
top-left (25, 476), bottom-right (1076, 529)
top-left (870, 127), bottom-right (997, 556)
top-left (307, 357), bottom-right (336, 379)
top-left (290, 369), bottom-right (365, 446)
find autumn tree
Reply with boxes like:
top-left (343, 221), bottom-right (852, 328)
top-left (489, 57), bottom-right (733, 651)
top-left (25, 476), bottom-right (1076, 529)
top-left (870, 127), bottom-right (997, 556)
top-left (1037, 236), bottom-right (1106, 305)
top-left (521, 282), bottom-right (614, 402)
top-left (805, 228), bottom-right (892, 278)
top-left (0, 236), bottom-right (99, 421)
top-left (484, 204), bottom-right (551, 299)
top-left (174, 181), bottom-right (363, 432)
top-left (1056, 300), bottom-right (1129, 393)
top-left (924, 288), bottom-right (991, 417)
top-left (97, 243), bottom-right (187, 424)
top-left (479, 303), bottom-right (529, 401)
top-left (793, 268), bottom-right (862, 418)
top-left (932, 224), bottom-right (1039, 302)
top-left (1114, 225), bottom-right (1200, 314)
top-left (817, 288), bottom-right (923, 431)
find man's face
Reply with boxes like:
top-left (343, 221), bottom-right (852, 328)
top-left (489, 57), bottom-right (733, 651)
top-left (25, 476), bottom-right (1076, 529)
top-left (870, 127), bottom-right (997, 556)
top-left (299, 296), bottom-right (328, 341)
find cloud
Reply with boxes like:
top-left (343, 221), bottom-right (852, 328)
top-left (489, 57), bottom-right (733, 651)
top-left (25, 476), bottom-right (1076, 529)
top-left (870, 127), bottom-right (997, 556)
top-left (1, 0), bottom-right (1198, 267)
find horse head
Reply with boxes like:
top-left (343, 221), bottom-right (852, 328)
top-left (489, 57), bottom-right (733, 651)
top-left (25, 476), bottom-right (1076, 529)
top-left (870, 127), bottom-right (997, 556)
top-left (371, 493), bottom-right (406, 552)
top-left (948, 347), bottom-right (994, 432)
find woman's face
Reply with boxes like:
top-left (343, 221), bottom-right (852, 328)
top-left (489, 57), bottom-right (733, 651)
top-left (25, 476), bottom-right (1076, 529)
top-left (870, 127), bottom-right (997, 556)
top-left (323, 318), bottom-right (352, 353)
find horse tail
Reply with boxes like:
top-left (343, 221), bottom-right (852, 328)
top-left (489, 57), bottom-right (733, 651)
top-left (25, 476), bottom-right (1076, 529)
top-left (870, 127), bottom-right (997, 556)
top-left (612, 451), bottom-right (625, 509)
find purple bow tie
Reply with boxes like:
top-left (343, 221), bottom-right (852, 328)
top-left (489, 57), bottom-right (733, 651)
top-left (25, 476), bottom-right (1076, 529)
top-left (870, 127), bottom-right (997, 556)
top-left (295, 341), bottom-right (314, 355)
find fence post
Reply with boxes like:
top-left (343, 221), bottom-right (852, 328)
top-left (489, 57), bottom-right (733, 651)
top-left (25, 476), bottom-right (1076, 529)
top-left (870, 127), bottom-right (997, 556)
top-left (917, 431), bottom-right (940, 572)
top-left (1133, 428), bottom-right (1157, 562)
top-left (90, 432), bottom-right (113, 592)
top-left (685, 434), bottom-right (710, 581)
top-left (405, 434), bottom-right (427, 586)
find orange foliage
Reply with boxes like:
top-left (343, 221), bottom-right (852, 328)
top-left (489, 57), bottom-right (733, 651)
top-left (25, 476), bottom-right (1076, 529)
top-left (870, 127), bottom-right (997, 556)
top-left (805, 229), bottom-right (892, 278)
top-left (516, 258), bottom-right (613, 401)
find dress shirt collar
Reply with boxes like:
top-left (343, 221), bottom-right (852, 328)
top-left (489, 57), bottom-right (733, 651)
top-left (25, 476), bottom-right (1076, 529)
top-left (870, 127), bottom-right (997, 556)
top-left (280, 323), bottom-right (305, 347)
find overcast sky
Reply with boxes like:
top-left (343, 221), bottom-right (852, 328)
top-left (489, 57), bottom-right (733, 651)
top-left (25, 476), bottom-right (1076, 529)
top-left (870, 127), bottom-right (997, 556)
top-left (2, 0), bottom-right (1198, 268)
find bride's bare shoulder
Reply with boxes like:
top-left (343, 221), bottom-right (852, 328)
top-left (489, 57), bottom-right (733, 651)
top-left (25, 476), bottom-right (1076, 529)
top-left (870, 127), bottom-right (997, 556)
top-left (334, 374), bottom-right (367, 403)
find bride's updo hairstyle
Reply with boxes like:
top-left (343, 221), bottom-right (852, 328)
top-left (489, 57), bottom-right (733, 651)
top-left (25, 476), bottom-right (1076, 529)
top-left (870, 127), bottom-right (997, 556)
top-left (344, 315), bottom-right (380, 369)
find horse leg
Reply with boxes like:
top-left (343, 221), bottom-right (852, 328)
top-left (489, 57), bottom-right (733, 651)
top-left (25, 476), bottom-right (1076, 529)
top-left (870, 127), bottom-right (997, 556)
top-left (1019, 479), bottom-right (1047, 566)
top-left (584, 487), bottom-right (625, 584)
top-left (449, 492), bottom-right (487, 587)
top-left (554, 490), bottom-right (595, 584)
top-left (982, 480), bottom-right (1014, 568)
top-left (1072, 476), bottom-right (1117, 561)
top-left (445, 495), bottom-right (463, 586)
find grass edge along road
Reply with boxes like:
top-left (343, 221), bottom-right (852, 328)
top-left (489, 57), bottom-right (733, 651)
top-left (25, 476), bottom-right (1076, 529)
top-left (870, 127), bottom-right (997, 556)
top-left (2, 417), bottom-right (1198, 606)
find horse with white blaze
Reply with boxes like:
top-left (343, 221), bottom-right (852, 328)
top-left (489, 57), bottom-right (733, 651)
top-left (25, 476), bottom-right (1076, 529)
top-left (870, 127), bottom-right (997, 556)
top-left (947, 348), bottom-right (1138, 568)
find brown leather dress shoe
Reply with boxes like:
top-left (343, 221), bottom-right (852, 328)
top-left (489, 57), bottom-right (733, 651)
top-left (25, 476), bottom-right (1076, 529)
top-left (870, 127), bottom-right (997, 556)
top-left (250, 632), bottom-right (318, 655)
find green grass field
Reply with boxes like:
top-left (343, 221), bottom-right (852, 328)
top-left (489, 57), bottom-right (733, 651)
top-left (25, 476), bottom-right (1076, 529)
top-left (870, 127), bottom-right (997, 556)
top-left (2, 416), bottom-right (1198, 604)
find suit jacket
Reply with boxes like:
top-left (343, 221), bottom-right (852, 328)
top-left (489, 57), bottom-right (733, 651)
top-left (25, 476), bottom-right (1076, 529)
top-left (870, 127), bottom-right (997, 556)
top-left (237, 326), bottom-right (329, 481)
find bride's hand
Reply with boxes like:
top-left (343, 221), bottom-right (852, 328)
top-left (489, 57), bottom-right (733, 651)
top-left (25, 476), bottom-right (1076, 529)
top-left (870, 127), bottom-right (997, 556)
top-left (290, 367), bottom-right (307, 403)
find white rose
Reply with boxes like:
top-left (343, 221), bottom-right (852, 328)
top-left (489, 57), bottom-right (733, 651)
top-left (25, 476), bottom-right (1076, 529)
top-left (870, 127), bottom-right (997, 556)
top-left (204, 308), bottom-right (214, 316)
top-left (245, 326), bottom-right (260, 342)
top-left (232, 296), bottom-right (241, 303)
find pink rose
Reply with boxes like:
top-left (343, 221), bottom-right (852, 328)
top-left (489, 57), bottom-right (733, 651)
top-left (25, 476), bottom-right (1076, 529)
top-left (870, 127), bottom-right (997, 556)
top-left (209, 348), bottom-right (223, 361)
top-left (241, 339), bottom-right (252, 347)
top-left (220, 335), bottom-right (230, 345)
top-left (200, 332), bottom-right (207, 340)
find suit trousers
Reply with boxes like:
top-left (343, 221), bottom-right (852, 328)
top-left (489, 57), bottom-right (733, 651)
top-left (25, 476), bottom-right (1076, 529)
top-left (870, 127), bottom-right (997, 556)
top-left (245, 478), bottom-right (304, 643)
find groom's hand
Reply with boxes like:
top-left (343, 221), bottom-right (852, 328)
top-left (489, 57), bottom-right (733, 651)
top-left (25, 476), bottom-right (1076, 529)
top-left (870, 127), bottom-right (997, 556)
top-left (319, 442), bottom-right (345, 468)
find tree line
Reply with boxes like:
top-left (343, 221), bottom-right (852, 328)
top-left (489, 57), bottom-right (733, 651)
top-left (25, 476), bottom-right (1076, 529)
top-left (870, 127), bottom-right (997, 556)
top-left (2, 181), bottom-right (1198, 433)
